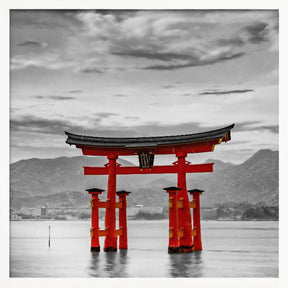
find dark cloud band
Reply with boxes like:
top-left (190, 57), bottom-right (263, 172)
top-left (199, 89), bottom-right (254, 96)
top-left (144, 53), bottom-right (245, 70)
top-left (17, 40), bottom-right (46, 48)
top-left (234, 121), bottom-right (278, 134)
top-left (34, 95), bottom-right (75, 100)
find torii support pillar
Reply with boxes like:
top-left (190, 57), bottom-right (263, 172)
top-left (104, 155), bottom-right (118, 252)
top-left (188, 189), bottom-right (204, 251)
top-left (176, 153), bottom-right (193, 252)
top-left (164, 187), bottom-right (182, 253)
top-left (86, 188), bottom-right (104, 252)
top-left (116, 190), bottom-right (130, 250)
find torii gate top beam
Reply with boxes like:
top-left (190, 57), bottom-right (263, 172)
top-left (65, 124), bottom-right (234, 156)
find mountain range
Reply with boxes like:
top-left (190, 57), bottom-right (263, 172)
top-left (10, 149), bottom-right (279, 209)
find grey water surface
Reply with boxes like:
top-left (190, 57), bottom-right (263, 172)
top-left (10, 220), bottom-right (278, 277)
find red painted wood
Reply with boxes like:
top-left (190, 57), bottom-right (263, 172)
top-left (103, 155), bottom-right (118, 251)
top-left (166, 189), bottom-right (180, 252)
top-left (98, 202), bottom-right (109, 209)
top-left (176, 153), bottom-right (193, 252)
top-left (90, 193), bottom-right (100, 251)
top-left (191, 192), bottom-right (202, 250)
top-left (77, 139), bottom-right (219, 156)
top-left (99, 230), bottom-right (108, 237)
top-left (117, 193), bottom-right (129, 250)
top-left (68, 126), bottom-right (234, 254)
top-left (84, 163), bottom-right (214, 175)
top-left (189, 201), bottom-right (196, 209)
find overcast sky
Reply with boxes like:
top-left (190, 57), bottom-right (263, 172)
top-left (10, 9), bottom-right (279, 164)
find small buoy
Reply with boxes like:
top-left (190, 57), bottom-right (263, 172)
top-left (48, 225), bottom-right (51, 247)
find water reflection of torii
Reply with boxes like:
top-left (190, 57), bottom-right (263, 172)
top-left (65, 124), bottom-right (234, 253)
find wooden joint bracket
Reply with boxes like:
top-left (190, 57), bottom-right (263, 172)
top-left (178, 228), bottom-right (185, 238)
top-left (99, 229), bottom-right (108, 237)
top-left (189, 201), bottom-right (196, 209)
top-left (99, 201), bottom-right (109, 209)
top-left (177, 198), bottom-right (184, 209)
top-left (115, 202), bottom-right (123, 209)
top-left (169, 227), bottom-right (174, 238)
top-left (191, 229), bottom-right (197, 237)
top-left (116, 228), bottom-right (123, 236)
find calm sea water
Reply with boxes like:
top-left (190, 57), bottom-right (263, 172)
top-left (10, 220), bottom-right (278, 278)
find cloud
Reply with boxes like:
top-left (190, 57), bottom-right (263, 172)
top-left (234, 121), bottom-right (279, 134)
top-left (112, 50), bottom-right (192, 62)
top-left (50, 96), bottom-right (75, 100)
top-left (79, 67), bottom-right (105, 74)
top-left (199, 89), bottom-right (254, 96)
top-left (10, 115), bottom-right (129, 138)
top-left (262, 125), bottom-right (278, 134)
top-left (233, 121), bottom-right (262, 132)
top-left (67, 90), bottom-right (83, 94)
top-left (10, 108), bottom-right (19, 113)
top-left (11, 10), bottom-right (78, 30)
top-left (216, 37), bottom-right (245, 47)
top-left (241, 22), bottom-right (270, 44)
top-left (181, 93), bottom-right (196, 97)
top-left (216, 22), bottom-right (271, 47)
top-left (85, 11), bottom-right (277, 72)
top-left (18, 40), bottom-right (47, 48)
top-left (162, 85), bottom-right (174, 89)
top-left (10, 115), bottom-right (277, 166)
top-left (113, 94), bottom-right (128, 97)
top-left (10, 116), bottom-right (77, 135)
top-left (10, 53), bottom-right (74, 70)
top-left (10, 114), bottom-right (231, 139)
top-left (10, 10), bottom-right (278, 73)
top-left (144, 52), bottom-right (245, 70)
top-left (34, 95), bottom-right (75, 100)
top-left (95, 112), bottom-right (118, 118)
top-left (125, 116), bottom-right (139, 120)
top-left (10, 115), bottom-right (120, 138)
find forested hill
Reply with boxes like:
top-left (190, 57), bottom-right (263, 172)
top-left (10, 149), bottom-right (278, 209)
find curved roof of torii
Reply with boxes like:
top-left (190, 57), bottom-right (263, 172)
top-left (65, 124), bottom-right (235, 148)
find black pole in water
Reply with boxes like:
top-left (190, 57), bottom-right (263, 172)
top-left (48, 225), bottom-right (50, 247)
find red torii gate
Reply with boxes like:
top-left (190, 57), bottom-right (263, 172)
top-left (65, 124), bottom-right (234, 253)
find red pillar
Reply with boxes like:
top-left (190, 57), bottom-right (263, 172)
top-left (116, 190), bottom-right (130, 250)
top-left (104, 154), bottom-right (118, 251)
top-left (163, 186), bottom-right (182, 253)
top-left (176, 152), bottom-right (193, 252)
top-left (188, 189), bottom-right (204, 251)
top-left (86, 188), bottom-right (104, 252)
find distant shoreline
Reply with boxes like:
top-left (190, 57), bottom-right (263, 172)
top-left (9, 218), bottom-right (279, 222)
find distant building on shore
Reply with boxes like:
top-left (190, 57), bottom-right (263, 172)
top-left (201, 208), bottom-right (218, 219)
top-left (10, 212), bottom-right (22, 220)
top-left (41, 204), bottom-right (48, 216)
top-left (127, 205), bottom-right (163, 217)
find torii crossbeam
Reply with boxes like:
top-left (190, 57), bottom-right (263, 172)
top-left (65, 124), bottom-right (234, 253)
